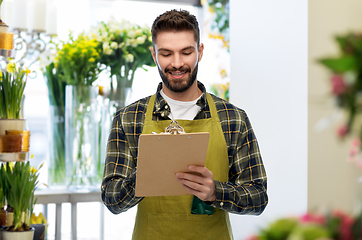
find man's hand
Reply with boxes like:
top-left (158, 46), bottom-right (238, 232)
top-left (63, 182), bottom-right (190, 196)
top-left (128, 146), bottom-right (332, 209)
top-left (175, 165), bottom-right (216, 202)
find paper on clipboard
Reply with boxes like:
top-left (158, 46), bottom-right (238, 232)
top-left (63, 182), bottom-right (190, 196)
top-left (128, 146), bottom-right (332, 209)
top-left (135, 132), bottom-right (209, 197)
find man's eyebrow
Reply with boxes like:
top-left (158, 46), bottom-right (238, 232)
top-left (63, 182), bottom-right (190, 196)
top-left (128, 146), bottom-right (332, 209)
top-left (158, 46), bottom-right (196, 52)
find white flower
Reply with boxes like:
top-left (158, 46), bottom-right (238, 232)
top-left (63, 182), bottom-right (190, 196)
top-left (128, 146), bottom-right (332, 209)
top-left (103, 42), bottom-right (113, 55)
top-left (148, 35), bottom-right (152, 42)
top-left (110, 42), bottom-right (118, 49)
top-left (96, 35), bottom-right (103, 42)
top-left (125, 39), bottom-right (131, 46)
top-left (125, 54), bottom-right (134, 62)
top-left (135, 36), bottom-right (146, 45)
top-left (103, 42), bottom-right (110, 49)
top-left (128, 30), bottom-right (136, 39)
top-left (119, 42), bottom-right (125, 48)
top-left (129, 39), bottom-right (138, 47)
top-left (343, 71), bottom-right (357, 86)
top-left (135, 29), bottom-right (143, 36)
top-left (104, 48), bottom-right (113, 55)
top-left (101, 31), bottom-right (109, 41)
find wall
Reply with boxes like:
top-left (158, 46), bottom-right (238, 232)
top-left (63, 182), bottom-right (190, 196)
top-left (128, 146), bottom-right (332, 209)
top-left (308, 0), bottom-right (362, 213)
top-left (229, 0), bottom-right (308, 239)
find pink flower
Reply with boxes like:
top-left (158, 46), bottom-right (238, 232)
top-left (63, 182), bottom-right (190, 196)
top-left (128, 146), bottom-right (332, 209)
top-left (331, 75), bottom-right (348, 95)
top-left (337, 125), bottom-right (349, 138)
top-left (348, 138), bottom-right (362, 167)
top-left (331, 210), bottom-right (354, 240)
top-left (300, 212), bottom-right (325, 225)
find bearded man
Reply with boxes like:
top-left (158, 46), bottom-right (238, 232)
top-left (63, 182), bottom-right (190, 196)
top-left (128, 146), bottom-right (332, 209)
top-left (101, 9), bottom-right (268, 240)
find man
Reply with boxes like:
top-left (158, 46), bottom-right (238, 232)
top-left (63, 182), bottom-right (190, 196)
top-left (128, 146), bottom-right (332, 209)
top-left (101, 9), bottom-right (268, 239)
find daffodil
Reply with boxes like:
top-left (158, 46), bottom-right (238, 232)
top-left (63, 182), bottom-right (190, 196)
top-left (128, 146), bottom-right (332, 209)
top-left (21, 68), bottom-right (31, 76)
top-left (30, 212), bottom-right (47, 225)
top-left (6, 62), bottom-right (16, 73)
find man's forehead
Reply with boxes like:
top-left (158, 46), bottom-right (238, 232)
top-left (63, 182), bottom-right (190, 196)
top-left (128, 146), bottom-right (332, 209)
top-left (153, 31), bottom-right (197, 49)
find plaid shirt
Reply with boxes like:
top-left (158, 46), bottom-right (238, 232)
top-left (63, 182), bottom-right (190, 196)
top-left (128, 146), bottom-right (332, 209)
top-left (101, 82), bottom-right (268, 215)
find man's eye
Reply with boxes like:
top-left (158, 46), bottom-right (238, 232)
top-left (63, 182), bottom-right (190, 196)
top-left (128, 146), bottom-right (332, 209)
top-left (161, 54), bottom-right (171, 57)
top-left (183, 52), bottom-right (192, 55)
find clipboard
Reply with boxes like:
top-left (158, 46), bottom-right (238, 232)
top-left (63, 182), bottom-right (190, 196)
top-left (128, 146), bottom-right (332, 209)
top-left (135, 132), bottom-right (209, 197)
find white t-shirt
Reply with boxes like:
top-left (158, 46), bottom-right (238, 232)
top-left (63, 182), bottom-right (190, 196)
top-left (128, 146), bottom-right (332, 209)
top-left (160, 89), bottom-right (202, 120)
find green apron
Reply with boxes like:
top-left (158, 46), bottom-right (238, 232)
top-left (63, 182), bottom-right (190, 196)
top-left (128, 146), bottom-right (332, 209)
top-left (132, 93), bottom-right (233, 240)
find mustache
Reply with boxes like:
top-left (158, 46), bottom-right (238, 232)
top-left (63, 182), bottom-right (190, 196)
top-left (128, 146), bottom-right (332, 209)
top-left (165, 66), bottom-right (191, 73)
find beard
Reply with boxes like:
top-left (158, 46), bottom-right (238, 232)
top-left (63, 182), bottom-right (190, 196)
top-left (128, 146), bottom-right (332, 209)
top-left (158, 64), bottom-right (198, 93)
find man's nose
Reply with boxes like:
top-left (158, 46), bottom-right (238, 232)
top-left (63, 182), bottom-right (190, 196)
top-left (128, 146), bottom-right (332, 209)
top-left (171, 53), bottom-right (184, 68)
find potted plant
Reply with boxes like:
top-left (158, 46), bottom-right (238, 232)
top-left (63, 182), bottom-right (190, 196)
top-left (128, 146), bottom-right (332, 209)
top-left (0, 161), bottom-right (42, 240)
top-left (0, 62), bottom-right (30, 135)
top-left (318, 32), bottom-right (362, 163)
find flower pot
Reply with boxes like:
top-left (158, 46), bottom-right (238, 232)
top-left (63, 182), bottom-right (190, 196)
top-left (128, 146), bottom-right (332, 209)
top-left (31, 224), bottom-right (46, 240)
top-left (0, 210), bottom-right (6, 227)
top-left (1, 227), bottom-right (34, 240)
top-left (0, 211), bottom-right (12, 228)
top-left (65, 85), bottom-right (99, 190)
top-left (0, 119), bottom-right (26, 136)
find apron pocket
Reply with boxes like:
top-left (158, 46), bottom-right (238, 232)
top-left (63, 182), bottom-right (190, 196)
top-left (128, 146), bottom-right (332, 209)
top-left (146, 211), bottom-right (231, 240)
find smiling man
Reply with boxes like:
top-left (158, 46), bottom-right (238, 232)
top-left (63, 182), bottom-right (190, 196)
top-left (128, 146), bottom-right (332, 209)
top-left (101, 9), bottom-right (268, 240)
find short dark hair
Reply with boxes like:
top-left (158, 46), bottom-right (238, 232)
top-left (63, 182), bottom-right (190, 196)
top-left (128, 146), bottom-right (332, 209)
top-left (151, 9), bottom-right (200, 47)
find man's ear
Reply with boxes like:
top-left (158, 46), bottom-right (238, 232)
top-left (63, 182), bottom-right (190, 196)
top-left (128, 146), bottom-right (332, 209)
top-left (198, 43), bottom-right (204, 62)
top-left (150, 46), bottom-right (157, 64)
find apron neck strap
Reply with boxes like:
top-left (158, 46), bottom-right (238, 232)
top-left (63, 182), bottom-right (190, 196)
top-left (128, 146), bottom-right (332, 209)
top-left (145, 92), bottom-right (217, 122)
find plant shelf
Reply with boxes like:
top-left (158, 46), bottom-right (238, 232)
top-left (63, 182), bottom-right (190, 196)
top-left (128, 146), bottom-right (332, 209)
top-left (0, 152), bottom-right (29, 162)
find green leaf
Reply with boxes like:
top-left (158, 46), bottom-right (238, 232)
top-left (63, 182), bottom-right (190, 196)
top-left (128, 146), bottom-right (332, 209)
top-left (318, 56), bottom-right (356, 73)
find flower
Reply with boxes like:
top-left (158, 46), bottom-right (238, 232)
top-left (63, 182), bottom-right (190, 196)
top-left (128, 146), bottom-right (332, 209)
top-left (0, 162), bottom-right (43, 231)
top-left (88, 16), bottom-right (155, 102)
top-left (210, 82), bottom-right (229, 101)
top-left (319, 32), bottom-right (362, 159)
top-left (30, 212), bottom-right (47, 226)
top-left (202, 0), bottom-right (230, 51)
top-left (55, 32), bottom-right (102, 86)
top-left (0, 62), bottom-right (29, 119)
top-left (337, 125), bottom-right (349, 138)
top-left (331, 75), bottom-right (348, 96)
top-left (250, 210), bottom-right (359, 240)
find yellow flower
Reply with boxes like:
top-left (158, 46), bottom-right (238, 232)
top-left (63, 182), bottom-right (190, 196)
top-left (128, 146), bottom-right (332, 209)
top-left (31, 167), bottom-right (37, 174)
top-left (30, 213), bottom-right (47, 225)
top-left (0, 71), bottom-right (2, 82)
top-left (21, 68), bottom-right (31, 76)
top-left (5, 162), bottom-right (14, 171)
top-left (6, 62), bottom-right (16, 73)
top-left (89, 57), bottom-right (95, 62)
top-left (220, 69), bottom-right (227, 79)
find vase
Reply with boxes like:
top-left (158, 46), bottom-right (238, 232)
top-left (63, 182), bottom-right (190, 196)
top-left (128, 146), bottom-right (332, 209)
top-left (47, 105), bottom-right (66, 187)
top-left (98, 85), bottom-right (132, 182)
top-left (1, 227), bottom-right (35, 240)
top-left (65, 85), bottom-right (99, 191)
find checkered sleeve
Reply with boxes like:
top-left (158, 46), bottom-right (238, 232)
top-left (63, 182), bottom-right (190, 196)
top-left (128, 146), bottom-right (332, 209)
top-left (212, 101), bottom-right (268, 215)
top-left (101, 108), bottom-right (144, 214)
